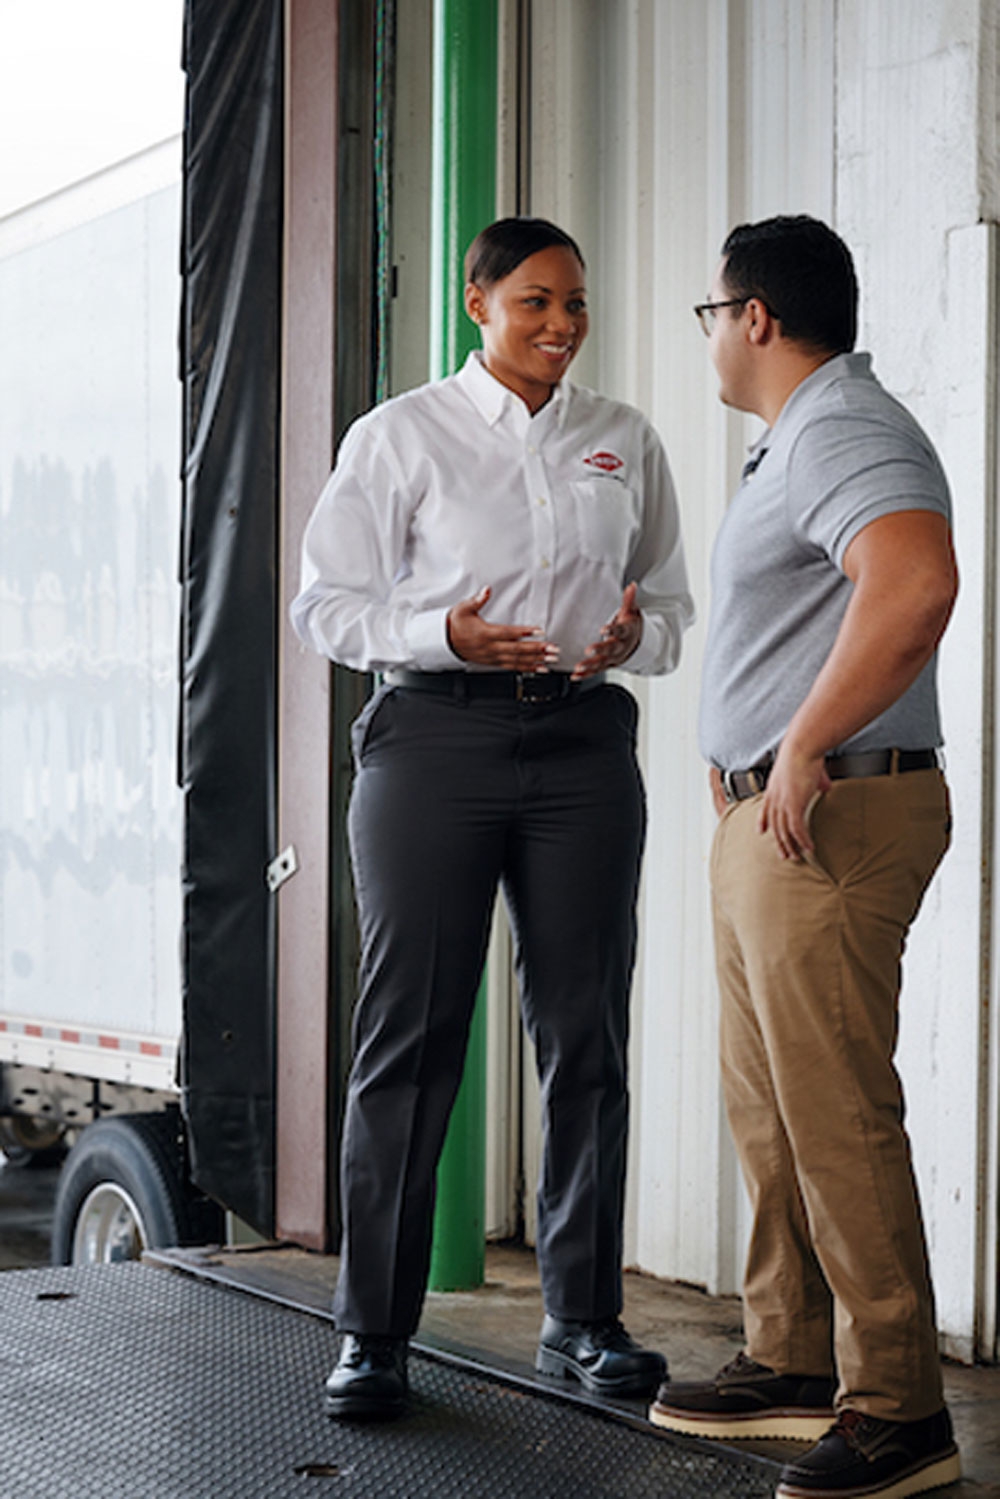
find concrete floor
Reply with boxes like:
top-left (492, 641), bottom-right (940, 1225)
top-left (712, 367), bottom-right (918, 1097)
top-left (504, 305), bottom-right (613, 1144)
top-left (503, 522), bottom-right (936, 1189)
top-left (155, 1240), bottom-right (1000, 1498)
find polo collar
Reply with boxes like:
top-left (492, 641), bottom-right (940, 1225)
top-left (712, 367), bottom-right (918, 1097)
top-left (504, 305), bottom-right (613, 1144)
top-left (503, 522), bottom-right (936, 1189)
top-left (738, 353), bottom-right (872, 481)
top-left (769, 351), bottom-right (873, 439)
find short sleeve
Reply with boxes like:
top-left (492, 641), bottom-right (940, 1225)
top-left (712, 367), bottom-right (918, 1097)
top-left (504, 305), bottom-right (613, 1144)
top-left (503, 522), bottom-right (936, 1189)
top-left (788, 411), bottom-right (951, 569)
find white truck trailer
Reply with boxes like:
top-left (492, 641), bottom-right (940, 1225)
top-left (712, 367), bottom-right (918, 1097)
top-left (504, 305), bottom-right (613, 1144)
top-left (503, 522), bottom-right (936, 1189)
top-left (0, 141), bottom-right (223, 1259)
top-left (1, 1), bottom-right (416, 1267)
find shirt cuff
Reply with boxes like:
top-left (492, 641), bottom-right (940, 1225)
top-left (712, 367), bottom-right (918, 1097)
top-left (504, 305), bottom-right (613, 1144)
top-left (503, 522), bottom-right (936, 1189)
top-left (623, 611), bottom-right (661, 674)
top-left (404, 606), bottom-right (463, 670)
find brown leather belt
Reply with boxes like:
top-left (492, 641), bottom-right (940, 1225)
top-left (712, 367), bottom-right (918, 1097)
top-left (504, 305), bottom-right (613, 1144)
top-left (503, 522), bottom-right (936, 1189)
top-left (721, 748), bottom-right (940, 804)
top-left (384, 670), bottom-right (605, 704)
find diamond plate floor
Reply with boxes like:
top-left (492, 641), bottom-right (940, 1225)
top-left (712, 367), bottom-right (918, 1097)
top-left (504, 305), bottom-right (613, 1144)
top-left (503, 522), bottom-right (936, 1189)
top-left (1, 1262), bottom-right (780, 1499)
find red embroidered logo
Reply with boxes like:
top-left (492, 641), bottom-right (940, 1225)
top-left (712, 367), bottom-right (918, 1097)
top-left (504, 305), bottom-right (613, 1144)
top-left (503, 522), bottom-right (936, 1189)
top-left (583, 450), bottom-right (624, 473)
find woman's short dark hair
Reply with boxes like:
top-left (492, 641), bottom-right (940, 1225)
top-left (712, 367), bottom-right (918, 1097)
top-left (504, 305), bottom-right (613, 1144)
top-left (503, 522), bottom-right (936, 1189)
top-left (464, 217), bottom-right (585, 288)
top-left (721, 215), bottom-right (858, 354)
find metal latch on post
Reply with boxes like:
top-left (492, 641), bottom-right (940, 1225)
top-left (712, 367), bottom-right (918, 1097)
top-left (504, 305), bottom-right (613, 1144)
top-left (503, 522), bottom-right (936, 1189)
top-left (266, 845), bottom-right (299, 892)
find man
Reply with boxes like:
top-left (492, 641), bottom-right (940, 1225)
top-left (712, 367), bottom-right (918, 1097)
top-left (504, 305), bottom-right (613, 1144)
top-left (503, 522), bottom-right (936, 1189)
top-left (649, 216), bottom-right (961, 1499)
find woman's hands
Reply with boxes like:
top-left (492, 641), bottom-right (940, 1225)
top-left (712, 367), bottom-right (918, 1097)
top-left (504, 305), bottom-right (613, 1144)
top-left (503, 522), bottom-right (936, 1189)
top-left (571, 583), bottom-right (643, 680)
top-left (447, 586), bottom-right (559, 671)
top-left (447, 581), bottom-right (643, 677)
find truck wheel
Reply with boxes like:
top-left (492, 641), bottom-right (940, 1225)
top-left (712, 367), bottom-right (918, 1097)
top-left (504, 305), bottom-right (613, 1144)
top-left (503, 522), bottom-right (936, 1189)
top-left (0, 1115), bottom-right (68, 1168)
top-left (50, 1112), bottom-right (223, 1265)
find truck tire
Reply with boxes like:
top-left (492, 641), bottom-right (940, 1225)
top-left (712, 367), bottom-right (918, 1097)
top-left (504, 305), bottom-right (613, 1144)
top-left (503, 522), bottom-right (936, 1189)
top-left (0, 1115), bottom-right (68, 1168)
top-left (50, 1112), bottom-right (223, 1265)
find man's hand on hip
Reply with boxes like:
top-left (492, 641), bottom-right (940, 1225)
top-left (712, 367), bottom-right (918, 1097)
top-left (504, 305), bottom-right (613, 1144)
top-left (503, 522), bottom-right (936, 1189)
top-left (758, 742), bottom-right (832, 860)
top-left (709, 767), bottom-right (728, 818)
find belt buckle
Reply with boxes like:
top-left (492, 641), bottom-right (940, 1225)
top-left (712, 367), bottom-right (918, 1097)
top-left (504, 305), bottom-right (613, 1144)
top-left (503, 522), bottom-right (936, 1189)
top-left (515, 673), bottom-right (553, 704)
top-left (721, 765), bottom-right (765, 803)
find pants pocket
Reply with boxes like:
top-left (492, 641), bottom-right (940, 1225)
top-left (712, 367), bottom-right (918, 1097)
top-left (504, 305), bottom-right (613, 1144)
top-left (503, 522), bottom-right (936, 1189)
top-left (350, 685), bottom-right (396, 766)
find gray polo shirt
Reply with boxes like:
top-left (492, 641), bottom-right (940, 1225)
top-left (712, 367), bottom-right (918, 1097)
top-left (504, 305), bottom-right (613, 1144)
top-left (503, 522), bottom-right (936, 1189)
top-left (699, 352), bottom-right (951, 770)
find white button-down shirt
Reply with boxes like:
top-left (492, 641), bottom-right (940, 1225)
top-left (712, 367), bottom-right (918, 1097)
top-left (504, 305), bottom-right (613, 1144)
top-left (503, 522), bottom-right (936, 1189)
top-left (292, 352), bottom-right (694, 675)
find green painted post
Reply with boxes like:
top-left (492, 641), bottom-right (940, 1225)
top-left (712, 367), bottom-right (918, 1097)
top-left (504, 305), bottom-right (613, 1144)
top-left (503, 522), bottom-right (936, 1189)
top-left (426, 0), bottom-right (497, 1292)
top-left (429, 0), bottom-right (498, 382)
top-left (427, 989), bottom-right (486, 1289)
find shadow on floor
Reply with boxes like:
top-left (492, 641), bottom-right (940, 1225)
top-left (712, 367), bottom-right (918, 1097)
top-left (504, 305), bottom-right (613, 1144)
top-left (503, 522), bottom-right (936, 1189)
top-left (0, 1150), bottom-right (60, 1270)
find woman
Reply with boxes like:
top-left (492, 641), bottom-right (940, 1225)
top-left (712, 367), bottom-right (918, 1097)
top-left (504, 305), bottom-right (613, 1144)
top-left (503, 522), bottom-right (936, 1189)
top-left (292, 217), bottom-right (693, 1420)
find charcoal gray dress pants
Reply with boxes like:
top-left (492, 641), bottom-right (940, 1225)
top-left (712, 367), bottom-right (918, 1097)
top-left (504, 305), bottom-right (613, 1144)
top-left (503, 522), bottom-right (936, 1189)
top-left (333, 678), bottom-right (646, 1338)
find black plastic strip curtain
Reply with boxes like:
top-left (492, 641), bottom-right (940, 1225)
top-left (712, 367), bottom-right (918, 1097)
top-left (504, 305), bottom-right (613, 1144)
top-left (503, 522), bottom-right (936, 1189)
top-left (179, 0), bottom-right (283, 1234)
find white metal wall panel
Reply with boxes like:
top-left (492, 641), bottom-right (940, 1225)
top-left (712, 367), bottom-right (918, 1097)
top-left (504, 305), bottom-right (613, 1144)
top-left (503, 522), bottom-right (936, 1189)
top-left (384, 0), bottom-right (998, 1356)
top-left (921, 221), bottom-right (997, 1364)
top-left (835, 0), bottom-right (999, 1363)
top-left (523, 0), bottom-right (998, 1362)
top-left (527, 0), bottom-right (836, 1294)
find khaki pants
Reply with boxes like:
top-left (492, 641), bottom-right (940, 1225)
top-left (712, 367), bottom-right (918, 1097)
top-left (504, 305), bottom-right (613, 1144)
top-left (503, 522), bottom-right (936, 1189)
top-left (711, 768), bottom-right (950, 1422)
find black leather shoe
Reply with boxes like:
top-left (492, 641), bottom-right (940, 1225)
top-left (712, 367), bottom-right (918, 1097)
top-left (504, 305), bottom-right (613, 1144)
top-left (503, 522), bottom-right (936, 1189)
top-left (323, 1333), bottom-right (409, 1420)
top-left (535, 1314), bottom-right (667, 1397)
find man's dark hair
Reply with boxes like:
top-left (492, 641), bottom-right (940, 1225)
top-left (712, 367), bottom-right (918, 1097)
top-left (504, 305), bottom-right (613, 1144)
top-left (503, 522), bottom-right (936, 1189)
top-left (465, 217), bottom-right (585, 288)
top-left (720, 215), bottom-right (858, 354)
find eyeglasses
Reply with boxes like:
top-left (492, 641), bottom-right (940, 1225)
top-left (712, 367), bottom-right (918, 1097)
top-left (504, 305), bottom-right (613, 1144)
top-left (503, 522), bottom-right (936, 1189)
top-left (693, 298), bottom-right (748, 336)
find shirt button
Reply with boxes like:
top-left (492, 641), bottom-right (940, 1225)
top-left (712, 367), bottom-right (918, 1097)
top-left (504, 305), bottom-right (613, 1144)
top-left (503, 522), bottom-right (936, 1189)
top-left (528, 444), bottom-right (537, 455)
top-left (540, 557), bottom-right (551, 569)
top-left (537, 496), bottom-right (547, 507)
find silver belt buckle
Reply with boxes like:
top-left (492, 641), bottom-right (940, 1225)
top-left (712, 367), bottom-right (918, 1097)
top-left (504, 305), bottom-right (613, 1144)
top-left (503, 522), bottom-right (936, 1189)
top-left (722, 765), bottom-right (764, 802)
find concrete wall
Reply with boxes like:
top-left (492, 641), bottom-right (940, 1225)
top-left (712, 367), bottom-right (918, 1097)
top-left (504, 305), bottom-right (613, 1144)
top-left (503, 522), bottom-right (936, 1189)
top-left (835, 0), bottom-right (1000, 1367)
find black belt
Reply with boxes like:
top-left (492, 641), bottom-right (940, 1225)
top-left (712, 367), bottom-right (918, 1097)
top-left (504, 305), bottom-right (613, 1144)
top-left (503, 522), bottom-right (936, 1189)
top-left (384, 670), bottom-right (605, 704)
top-left (721, 748), bottom-right (940, 804)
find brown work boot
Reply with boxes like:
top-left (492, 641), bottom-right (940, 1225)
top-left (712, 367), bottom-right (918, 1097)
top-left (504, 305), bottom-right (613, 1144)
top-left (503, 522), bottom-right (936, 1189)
top-left (649, 1351), bottom-right (836, 1440)
top-left (776, 1406), bottom-right (960, 1497)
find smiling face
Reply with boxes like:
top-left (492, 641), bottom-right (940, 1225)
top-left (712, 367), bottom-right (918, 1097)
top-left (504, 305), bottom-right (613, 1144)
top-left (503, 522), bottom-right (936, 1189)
top-left (465, 245), bottom-right (589, 413)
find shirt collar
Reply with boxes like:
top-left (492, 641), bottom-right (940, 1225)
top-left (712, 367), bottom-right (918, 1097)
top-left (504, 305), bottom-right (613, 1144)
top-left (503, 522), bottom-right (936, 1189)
top-left (739, 353), bottom-right (872, 481)
top-left (457, 350), bottom-right (572, 432)
top-left (767, 350), bottom-right (873, 442)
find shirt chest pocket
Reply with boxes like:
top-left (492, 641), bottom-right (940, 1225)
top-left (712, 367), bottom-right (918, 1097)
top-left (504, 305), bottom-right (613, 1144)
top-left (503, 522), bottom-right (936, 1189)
top-left (566, 479), bottom-right (639, 568)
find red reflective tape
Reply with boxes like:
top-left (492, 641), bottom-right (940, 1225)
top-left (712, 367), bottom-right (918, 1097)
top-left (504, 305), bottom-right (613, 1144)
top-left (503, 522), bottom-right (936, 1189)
top-left (139, 1041), bottom-right (162, 1057)
top-left (60, 1029), bottom-right (81, 1044)
top-left (25, 1024), bottom-right (43, 1038)
top-left (98, 1035), bottom-right (120, 1050)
